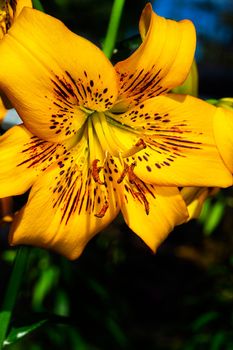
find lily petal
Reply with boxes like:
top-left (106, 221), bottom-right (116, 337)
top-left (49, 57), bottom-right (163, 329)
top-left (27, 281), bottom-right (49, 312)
top-left (113, 3), bottom-right (196, 111)
top-left (121, 181), bottom-right (188, 251)
top-left (0, 96), bottom-right (7, 122)
top-left (0, 8), bottom-right (118, 142)
top-left (213, 107), bottom-right (233, 175)
top-left (10, 132), bottom-right (120, 260)
top-left (0, 124), bottom-right (75, 196)
top-left (13, 0), bottom-right (32, 17)
top-left (104, 156), bottom-right (188, 251)
top-left (181, 187), bottom-right (210, 220)
top-left (0, 0), bottom-right (32, 39)
top-left (108, 94), bottom-right (232, 187)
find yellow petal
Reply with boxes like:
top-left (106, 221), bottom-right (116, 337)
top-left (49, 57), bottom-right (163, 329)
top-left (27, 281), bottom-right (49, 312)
top-left (0, 8), bottom-right (118, 142)
top-left (213, 107), bottom-right (233, 174)
top-left (0, 96), bottom-right (7, 122)
top-left (113, 3), bottom-right (196, 111)
top-left (10, 132), bottom-right (120, 260)
top-left (0, 0), bottom-right (32, 39)
top-left (120, 181), bottom-right (188, 251)
top-left (0, 124), bottom-right (75, 197)
top-left (172, 59), bottom-right (198, 97)
top-left (103, 156), bottom-right (188, 251)
top-left (181, 187), bottom-right (209, 219)
top-left (108, 94), bottom-right (232, 187)
top-left (13, 0), bottom-right (32, 18)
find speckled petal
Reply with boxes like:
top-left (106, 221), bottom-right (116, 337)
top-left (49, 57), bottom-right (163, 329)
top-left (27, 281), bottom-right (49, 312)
top-left (9, 128), bottom-right (120, 260)
top-left (0, 124), bottom-right (76, 196)
top-left (0, 8), bottom-right (118, 142)
top-left (113, 3), bottom-right (196, 111)
top-left (105, 156), bottom-right (188, 251)
top-left (107, 94), bottom-right (232, 187)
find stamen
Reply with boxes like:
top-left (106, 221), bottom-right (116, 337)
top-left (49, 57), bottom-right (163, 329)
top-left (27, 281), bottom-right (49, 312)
top-left (95, 200), bottom-right (109, 218)
top-left (134, 189), bottom-right (149, 215)
top-left (92, 159), bottom-right (105, 185)
top-left (118, 160), bottom-right (150, 215)
top-left (117, 163), bottom-right (129, 184)
top-left (121, 137), bottom-right (147, 158)
top-left (127, 162), bottom-right (137, 183)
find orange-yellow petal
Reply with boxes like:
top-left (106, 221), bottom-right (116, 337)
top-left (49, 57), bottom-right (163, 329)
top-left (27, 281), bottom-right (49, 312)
top-left (181, 187), bottom-right (209, 219)
top-left (0, 0), bottom-right (32, 39)
top-left (113, 3), bottom-right (196, 111)
top-left (10, 132), bottom-right (120, 260)
top-left (13, 0), bottom-right (32, 18)
top-left (104, 156), bottom-right (188, 251)
top-left (0, 124), bottom-right (75, 197)
top-left (121, 180), bottom-right (188, 251)
top-left (0, 96), bottom-right (7, 122)
top-left (213, 107), bottom-right (233, 175)
top-left (108, 94), bottom-right (232, 187)
top-left (0, 8), bottom-right (118, 142)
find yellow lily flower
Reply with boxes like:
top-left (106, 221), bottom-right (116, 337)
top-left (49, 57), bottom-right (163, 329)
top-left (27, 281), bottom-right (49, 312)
top-left (0, 0), bottom-right (32, 121)
top-left (0, 4), bottom-right (231, 259)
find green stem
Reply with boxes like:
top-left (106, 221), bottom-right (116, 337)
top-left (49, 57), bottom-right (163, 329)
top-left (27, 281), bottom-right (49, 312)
top-left (0, 246), bottom-right (29, 349)
top-left (102, 0), bottom-right (125, 59)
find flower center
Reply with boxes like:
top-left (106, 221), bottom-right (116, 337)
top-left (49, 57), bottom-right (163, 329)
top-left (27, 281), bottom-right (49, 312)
top-left (89, 111), bottom-right (146, 159)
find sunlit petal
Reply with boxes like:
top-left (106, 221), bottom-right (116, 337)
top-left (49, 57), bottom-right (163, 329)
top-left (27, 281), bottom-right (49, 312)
top-left (213, 107), bottom-right (233, 175)
top-left (121, 185), bottom-right (188, 251)
top-left (113, 3), bottom-right (196, 111)
top-left (0, 8), bottom-right (118, 142)
top-left (0, 124), bottom-right (75, 196)
top-left (108, 94), bottom-right (232, 187)
top-left (0, 0), bottom-right (32, 39)
top-left (0, 96), bottom-right (7, 122)
top-left (10, 130), bottom-right (120, 260)
top-left (103, 157), bottom-right (188, 251)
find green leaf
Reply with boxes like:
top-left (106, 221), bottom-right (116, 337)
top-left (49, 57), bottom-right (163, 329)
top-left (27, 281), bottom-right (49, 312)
top-left (3, 319), bottom-right (47, 347)
top-left (192, 311), bottom-right (218, 331)
top-left (211, 331), bottom-right (226, 350)
top-left (32, 266), bottom-right (59, 310)
top-left (203, 201), bottom-right (225, 236)
top-left (32, 0), bottom-right (45, 11)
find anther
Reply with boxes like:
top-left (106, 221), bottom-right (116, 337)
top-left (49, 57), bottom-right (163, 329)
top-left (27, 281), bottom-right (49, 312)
top-left (128, 162), bottom-right (137, 183)
top-left (92, 159), bottom-right (105, 185)
top-left (117, 163), bottom-right (129, 184)
top-left (134, 190), bottom-right (150, 215)
top-left (135, 138), bottom-right (147, 149)
top-left (95, 200), bottom-right (109, 218)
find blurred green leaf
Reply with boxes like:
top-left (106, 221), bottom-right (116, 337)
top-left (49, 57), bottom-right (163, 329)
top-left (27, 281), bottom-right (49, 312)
top-left (191, 311), bottom-right (218, 331)
top-left (4, 319), bottom-right (47, 347)
top-left (54, 290), bottom-right (70, 317)
top-left (106, 317), bottom-right (128, 347)
top-left (32, 0), bottom-right (45, 11)
top-left (32, 266), bottom-right (59, 310)
top-left (1, 250), bottom-right (16, 263)
top-left (87, 278), bottom-right (109, 301)
top-left (203, 201), bottom-right (225, 236)
top-left (211, 331), bottom-right (226, 350)
top-left (199, 198), bottom-right (211, 224)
